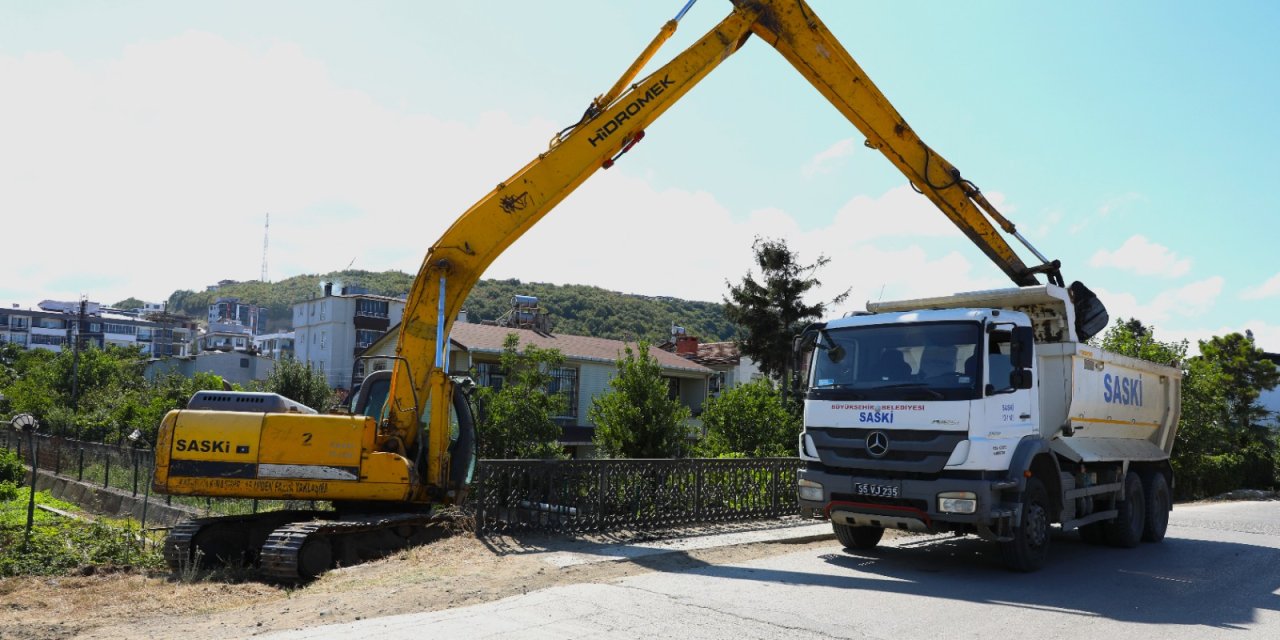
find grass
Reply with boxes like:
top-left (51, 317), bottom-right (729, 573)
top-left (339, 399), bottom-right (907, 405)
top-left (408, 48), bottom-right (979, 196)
top-left (0, 489), bottom-right (165, 577)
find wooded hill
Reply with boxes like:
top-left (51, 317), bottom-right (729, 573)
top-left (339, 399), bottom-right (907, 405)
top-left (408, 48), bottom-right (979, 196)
top-left (161, 270), bottom-right (737, 343)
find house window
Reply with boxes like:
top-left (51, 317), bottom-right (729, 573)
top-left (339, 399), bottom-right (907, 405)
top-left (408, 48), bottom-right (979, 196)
top-left (548, 367), bottom-right (579, 419)
top-left (320, 331), bottom-right (327, 349)
top-left (356, 329), bottom-right (380, 349)
top-left (476, 362), bottom-right (505, 391)
top-left (357, 299), bottom-right (389, 318)
top-left (709, 371), bottom-right (726, 394)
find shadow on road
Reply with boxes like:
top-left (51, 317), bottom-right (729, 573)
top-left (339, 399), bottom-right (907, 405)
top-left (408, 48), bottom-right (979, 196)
top-left (630, 531), bottom-right (1280, 629)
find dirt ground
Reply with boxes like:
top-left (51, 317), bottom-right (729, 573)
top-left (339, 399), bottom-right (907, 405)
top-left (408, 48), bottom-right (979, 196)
top-left (0, 526), bottom-right (836, 640)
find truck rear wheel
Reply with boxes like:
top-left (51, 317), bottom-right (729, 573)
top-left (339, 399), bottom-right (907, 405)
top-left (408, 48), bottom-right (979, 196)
top-left (833, 523), bottom-right (884, 550)
top-left (1000, 477), bottom-right (1051, 572)
top-left (1141, 472), bottom-right (1170, 543)
top-left (1104, 472), bottom-right (1145, 548)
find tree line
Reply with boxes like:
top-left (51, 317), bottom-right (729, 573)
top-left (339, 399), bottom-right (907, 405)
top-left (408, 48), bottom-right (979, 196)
top-left (161, 271), bottom-right (736, 342)
top-left (0, 343), bottom-right (332, 443)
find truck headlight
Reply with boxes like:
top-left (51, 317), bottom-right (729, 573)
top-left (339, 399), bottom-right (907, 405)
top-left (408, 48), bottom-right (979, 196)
top-left (797, 479), bottom-right (824, 502)
top-left (938, 491), bottom-right (977, 514)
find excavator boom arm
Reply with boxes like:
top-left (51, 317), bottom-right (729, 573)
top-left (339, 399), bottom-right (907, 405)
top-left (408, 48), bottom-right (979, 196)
top-left (390, 8), bottom-right (759, 491)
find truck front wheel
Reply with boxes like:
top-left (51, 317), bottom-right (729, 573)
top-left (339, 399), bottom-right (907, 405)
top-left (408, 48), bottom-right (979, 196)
top-left (833, 523), bottom-right (884, 550)
top-left (1105, 471), bottom-right (1146, 548)
top-left (1000, 477), bottom-right (1051, 572)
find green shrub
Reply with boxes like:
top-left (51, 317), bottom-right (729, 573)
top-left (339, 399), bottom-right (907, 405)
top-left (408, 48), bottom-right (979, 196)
top-left (0, 448), bottom-right (24, 484)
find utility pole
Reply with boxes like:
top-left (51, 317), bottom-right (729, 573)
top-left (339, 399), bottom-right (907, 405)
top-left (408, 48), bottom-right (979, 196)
top-left (70, 297), bottom-right (86, 414)
top-left (261, 212), bottom-right (270, 282)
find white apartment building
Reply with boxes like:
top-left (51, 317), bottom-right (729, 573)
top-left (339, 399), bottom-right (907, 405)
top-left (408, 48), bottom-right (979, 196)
top-left (292, 284), bottom-right (405, 390)
top-left (0, 301), bottom-right (196, 356)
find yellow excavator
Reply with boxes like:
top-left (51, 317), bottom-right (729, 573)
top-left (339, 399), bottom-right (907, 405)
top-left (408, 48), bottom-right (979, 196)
top-left (154, 0), bottom-right (1102, 580)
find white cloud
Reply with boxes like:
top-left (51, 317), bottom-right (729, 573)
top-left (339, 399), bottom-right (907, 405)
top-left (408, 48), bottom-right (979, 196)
top-left (1089, 235), bottom-right (1191, 278)
top-left (801, 137), bottom-right (856, 178)
top-left (826, 184), bottom-right (969, 239)
top-left (0, 33), bottom-right (1024, 319)
top-left (1097, 276), bottom-right (1223, 325)
top-left (1155, 321), bottom-right (1280, 357)
top-left (0, 33), bottom-right (557, 305)
top-left (1241, 272), bottom-right (1280, 301)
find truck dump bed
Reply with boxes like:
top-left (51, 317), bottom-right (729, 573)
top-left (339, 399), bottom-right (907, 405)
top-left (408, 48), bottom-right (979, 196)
top-left (1037, 341), bottom-right (1181, 463)
top-left (867, 284), bottom-right (1182, 463)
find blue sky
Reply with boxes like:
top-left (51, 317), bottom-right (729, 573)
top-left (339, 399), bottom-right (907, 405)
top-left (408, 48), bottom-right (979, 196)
top-left (2, 1), bottom-right (1278, 352)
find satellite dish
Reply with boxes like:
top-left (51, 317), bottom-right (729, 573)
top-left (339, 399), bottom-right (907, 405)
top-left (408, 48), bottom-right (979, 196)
top-left (10, 413), bottom-right (38, 432)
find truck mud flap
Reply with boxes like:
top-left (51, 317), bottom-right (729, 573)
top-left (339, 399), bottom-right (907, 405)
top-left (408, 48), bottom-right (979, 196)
top-left (975, 508), bottom-right (1016, 542)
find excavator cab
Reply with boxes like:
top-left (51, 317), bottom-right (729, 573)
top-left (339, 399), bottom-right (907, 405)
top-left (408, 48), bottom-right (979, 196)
top-left (350, 369), bottom-right (393, 418)
top-left (349, 368), bottom-right (477, 499)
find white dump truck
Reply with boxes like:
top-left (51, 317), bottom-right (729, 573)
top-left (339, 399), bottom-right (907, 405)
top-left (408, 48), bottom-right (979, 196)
top-left (795, 284), bottom-right (1182, 571)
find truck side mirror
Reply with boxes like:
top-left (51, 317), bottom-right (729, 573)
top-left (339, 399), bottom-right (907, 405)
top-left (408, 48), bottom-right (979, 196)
top-left (1010, 326), bottom-right (1035, 370)
top-left (1009, 369), bottom-right (1033, 390)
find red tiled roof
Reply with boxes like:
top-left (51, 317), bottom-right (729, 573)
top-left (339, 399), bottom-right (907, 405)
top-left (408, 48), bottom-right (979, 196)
top-left (450, 323), bottom-right (711, 375)
top-left (692, 341), bottom-right (741, 366)
top-left (657, 339), bottom-right (742, 367)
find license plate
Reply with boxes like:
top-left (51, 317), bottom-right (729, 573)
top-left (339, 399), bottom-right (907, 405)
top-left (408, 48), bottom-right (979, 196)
top-left (853, 482), bottom-right (900, 498)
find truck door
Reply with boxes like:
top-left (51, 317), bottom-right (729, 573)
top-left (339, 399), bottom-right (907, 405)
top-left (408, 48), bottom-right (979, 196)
top-left (982, 327), bottom-right (1035, 452)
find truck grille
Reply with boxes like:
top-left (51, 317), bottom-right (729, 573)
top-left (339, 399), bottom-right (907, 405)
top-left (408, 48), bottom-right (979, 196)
top-left (806, 427), bottom-right (965, 474)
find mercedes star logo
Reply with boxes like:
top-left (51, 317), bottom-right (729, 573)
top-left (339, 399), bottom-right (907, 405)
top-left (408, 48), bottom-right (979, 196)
top-left (865, 431), bottom-right (890, 458)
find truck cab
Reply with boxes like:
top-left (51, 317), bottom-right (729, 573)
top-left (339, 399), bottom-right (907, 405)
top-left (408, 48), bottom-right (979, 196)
top-left (795, 285), bottom-right (1181, 571)
top-left (798, 308), bottom-right (1035, 529)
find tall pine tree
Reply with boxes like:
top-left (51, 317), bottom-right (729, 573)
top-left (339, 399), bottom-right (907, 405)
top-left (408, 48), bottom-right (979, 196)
top-left (723, 237), bottom-right (848, 381)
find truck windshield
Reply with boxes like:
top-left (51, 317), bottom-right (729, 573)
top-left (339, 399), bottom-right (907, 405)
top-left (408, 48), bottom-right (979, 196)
top-left (808, 321), bottom-right (982, 401)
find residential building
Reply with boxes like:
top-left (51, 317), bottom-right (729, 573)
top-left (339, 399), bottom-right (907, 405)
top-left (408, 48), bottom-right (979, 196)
top-left (0, 301), bottom-right (196, 356)
top-left (293, 283), bottom-right (405, 390)
top-left (360, 318), bottom-right (714, 457)
top-left (198, 322), bottom-right (254, 353)
top-left (254, 331), bottom-right (296, 360)
top-left (145, 351), bottom-right (277, 388)
top-left (208, 297), bottom-right (264, 334)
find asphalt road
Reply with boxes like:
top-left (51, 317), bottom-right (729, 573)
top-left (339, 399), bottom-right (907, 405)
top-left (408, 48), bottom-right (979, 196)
top-left (267, 500), bottom-right (1280, 639)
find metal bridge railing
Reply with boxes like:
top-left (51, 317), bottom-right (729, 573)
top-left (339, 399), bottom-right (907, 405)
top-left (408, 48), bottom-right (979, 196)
top-left (471, 457), bottom-right (800, 534)
top-left (4, 431), bottom-right (803, 534)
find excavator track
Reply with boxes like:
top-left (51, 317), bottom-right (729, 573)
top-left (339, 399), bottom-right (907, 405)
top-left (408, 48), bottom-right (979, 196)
top-left (162, 518), bottom-right (208, 572)
top-left (259, 512), bottom-right (453, 582)
top-left (162, 510), bottom-right (331, 573)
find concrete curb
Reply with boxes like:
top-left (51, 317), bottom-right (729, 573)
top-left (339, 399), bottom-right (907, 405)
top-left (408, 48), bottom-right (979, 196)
top-left (29, 467), bottom-right (198, 526)
top-left (526, 522), bottom-right (836, 568)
